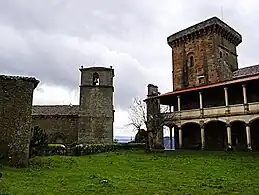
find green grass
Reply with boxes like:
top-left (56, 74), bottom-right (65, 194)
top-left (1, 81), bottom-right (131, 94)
top-left (1, 150), bottom-right (259, 194)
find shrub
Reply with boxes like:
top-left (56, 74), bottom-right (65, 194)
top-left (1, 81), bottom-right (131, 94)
top-left (71, 143), bottom-right (146, 156)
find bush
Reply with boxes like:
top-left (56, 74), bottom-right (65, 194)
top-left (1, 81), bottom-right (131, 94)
top-left (71, 143), bottom-right (146, 156)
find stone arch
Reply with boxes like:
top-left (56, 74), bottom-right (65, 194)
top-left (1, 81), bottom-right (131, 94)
top-left (248, 116), bottom-right (259, 124)
top-left (230, 120), bottom-right (246, 151)
top-left (229, 119), bottom-right (246, 124)
top-left (51, 132), bottom-right (66, 144)
top-left (181, 122), bottom-right (201, 149)
top-left (181, 120), bottom-right (200, 126)
top-left (204, 118), bottom-right (227, 126)
top-left (93, 72), bottom-right (100, 85)
top-left (204, 120), bottom-right (227, 150)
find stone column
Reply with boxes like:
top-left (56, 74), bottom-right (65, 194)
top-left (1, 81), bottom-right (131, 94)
top-left (199, 92), bottom-right (203, 109)
top-left (179, 127), bottom-right (182, 149)
top-left (224, 87), bottom-right (229, 107)
top-left (226, 124), bottom-right (232, 148)
top-left (242, 84), bottom-right (249, 111)
top-left (169, 127), bottom-right (173, 149)
top-left (245, 124), bottom-right (252, 151)
top-left (200, 125), bottom-right (205, 150)
top-left (242, 85), bottom-right (247, 104)
top-left (177, 96), bottom-right (181, 112)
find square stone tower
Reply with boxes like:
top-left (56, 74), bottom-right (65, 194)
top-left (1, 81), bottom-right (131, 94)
top-left (167, 17), bottom-right (242, 91)
top-left (78, 66), bottom-right (115, 144)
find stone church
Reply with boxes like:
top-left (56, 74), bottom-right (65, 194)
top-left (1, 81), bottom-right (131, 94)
top-left (0, 66), bottom-right (114, 167)
top-left (145, 16), bottom-right (259, 151)
top-left (32, 66), bottom-right (115, 145)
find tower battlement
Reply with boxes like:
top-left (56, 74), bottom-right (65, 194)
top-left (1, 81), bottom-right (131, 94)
top-left (167, 17), bottom-right (242, 91)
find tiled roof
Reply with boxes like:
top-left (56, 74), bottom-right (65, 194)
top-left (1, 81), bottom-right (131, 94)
top-left (147, 74), bottom-right (259, 100)
top-left (32, 105), bottom-right (79, 116)
top-left (233, 65), bottom-right (259, 79)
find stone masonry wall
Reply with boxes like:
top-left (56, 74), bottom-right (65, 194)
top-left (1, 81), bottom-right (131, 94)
top-left (31, 116), bottom-right (78, 145)
top-left (172, 32), bottom-right (238, 91)
top-left (0, 75), bottom-right (39, 167)
top-left (78, 86), bottom-right (114, 144)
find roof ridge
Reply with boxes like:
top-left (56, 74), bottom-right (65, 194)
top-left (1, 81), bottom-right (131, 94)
top-left (234, 64), bottom-right (259, 71)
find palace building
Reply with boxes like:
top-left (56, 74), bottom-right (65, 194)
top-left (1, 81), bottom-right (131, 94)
top-left (146, 17), bottom-right (259, 151)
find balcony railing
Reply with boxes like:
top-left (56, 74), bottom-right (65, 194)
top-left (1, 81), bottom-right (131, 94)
top-left (164, 102), bottom-right (259, 121)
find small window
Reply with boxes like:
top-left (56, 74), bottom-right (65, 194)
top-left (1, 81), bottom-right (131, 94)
top-left (198, 76), bottom-right (205, 84)
top-left (190, 56), bottom-right (194, 67)
top-left (93, 72), bottom-right (100, 85)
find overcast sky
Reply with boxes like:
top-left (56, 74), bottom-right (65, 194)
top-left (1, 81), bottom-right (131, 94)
top-left (1, 0), bottom-right (259, 136)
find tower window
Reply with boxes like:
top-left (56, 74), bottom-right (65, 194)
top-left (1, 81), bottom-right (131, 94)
top-left (187, 52), bottom-right (195, 67)
top-left (93, 72), bottom-right (100, 85)
top-left (190, 56), bottom-right (194, 67)
top-left (220, 51), bottom-right (223, 58)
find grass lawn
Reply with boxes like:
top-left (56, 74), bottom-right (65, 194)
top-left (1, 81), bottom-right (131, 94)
top-left (1, 150), bottom-right (259, 194)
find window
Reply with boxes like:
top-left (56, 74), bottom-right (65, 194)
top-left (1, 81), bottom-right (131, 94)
top-left (198, 75), bottom-right (205, 84)
top-left (220, 51), bottom-right (223, 58)
top-left (93, 72), bottom-right (100, 85)
top-left (187, 52), bottom-right (195, 67)
top-left (190, 56), bottom-right (194, 67)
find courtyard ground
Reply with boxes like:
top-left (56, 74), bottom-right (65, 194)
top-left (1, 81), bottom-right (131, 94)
top-left (1, 150), bottom-right (259, 194)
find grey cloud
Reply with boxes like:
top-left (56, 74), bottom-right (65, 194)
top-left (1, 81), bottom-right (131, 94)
top-left (0, 0), bottom-right (259, 110)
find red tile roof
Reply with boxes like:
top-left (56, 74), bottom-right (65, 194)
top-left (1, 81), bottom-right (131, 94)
top-left (158, 74), bottom-right (259, 98)
top-left (233, 64), bottom-right (259, 78)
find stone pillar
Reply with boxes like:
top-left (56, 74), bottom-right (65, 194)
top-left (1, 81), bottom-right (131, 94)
top-left (226, 124), bottom-right (232, 148)
top-left (200, 125), bottom-right (205, 150)
top-left (224, 87), bottom-right (229, 107)
top-left (179, 127), bottom-right (182, 148)
top-left (242, 84), bottom-right (249, 111)
top-left (199, 92), bottom-right (203, 109)
top-left (177, 96), bottom-right (181, 112)
top-left (145, 84), bottom-right (163, 148)
top-left (242, 85), bottom-right (247, 104)
top-left (0, 75), bottom-right (39, 167)
top-left (169, 127), bottom-right (173, 149)
top-left (245, 124), bottom-right (252, 151)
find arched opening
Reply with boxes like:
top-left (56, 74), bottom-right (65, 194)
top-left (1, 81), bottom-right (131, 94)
top-left (187, 52), bottom-right (195, 67)
top-left (163, 125), bottom-right (174, 150)
top-left (93, 72), bottom-right (100, 85)
top-left (204, 120), bottom-right (227, 150)
top-left (182, 122), bottom-right (201, 149)
top-left (250, 118), bottom-right (259, 151)
top-left (230, 121), bottom-right (246, 151)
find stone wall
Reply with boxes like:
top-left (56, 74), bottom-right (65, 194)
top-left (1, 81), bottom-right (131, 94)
top-left (0, 75), bottom-right (39, 167)
top-left (32, 116), bottom-right (78, 145)
top-left (168, 17), bottom-right (241, 91)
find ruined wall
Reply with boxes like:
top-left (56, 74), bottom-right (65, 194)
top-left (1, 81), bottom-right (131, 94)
top-left (0, 75), bottom-right (39, 167)
top-left (78, 67), bottom-right (114, 144)
top-left (32, 116), bottom-right (78, 145)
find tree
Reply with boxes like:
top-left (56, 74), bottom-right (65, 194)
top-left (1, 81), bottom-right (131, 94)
top-left (29, 126), bottom-right (48, 157)
top-left (127, 97), bottom-right (173, 151)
